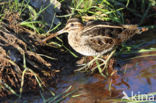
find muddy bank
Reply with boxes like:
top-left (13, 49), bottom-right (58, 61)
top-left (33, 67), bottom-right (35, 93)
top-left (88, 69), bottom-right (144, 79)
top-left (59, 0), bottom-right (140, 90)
top-left (0, 11), bottom-right (58, 98)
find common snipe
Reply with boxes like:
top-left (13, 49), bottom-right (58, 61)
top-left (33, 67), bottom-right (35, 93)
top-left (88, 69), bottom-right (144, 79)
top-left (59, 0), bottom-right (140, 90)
top-left (42, 18), bottom-right (148, 71)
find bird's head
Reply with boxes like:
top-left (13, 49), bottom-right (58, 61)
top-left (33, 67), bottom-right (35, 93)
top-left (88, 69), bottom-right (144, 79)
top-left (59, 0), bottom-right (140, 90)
top-left (57, 18), bottom-right (84, 34)
top-left (42, 18), bottom-right (84, 43)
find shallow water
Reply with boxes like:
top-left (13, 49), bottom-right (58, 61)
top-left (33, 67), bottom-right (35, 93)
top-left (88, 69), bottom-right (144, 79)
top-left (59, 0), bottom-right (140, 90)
top-left (56, 57), bottom-right (156, 103)
top-left (1, 30), bottom-right (156, 103)
top-left (56, 30), bottom-right (156, 103)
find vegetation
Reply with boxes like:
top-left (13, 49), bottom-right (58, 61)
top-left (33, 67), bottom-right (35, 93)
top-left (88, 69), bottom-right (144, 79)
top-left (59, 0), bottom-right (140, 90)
top-left (0, 0), bottom-right (155, 102)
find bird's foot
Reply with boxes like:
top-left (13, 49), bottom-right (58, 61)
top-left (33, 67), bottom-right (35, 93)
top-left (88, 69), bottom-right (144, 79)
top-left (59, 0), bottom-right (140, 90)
top-left (75, 50), bottom-right (116, 74)
top-left (75, 55), bottom-right (101, 72)
top-left (101, 49), bottom-right (116, 72)
top-left (91, 50), bottom-right (116, 76)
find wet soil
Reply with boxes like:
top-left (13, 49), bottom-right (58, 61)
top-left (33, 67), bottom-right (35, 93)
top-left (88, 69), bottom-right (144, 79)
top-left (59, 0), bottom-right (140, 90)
top-left (0, 0), bottom-right (156, 103)
top-left (0, 11), bottom-right (58, 98)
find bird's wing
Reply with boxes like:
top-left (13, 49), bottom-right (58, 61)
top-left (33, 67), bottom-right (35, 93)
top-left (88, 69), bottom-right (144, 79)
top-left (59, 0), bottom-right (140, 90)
top-left (86, 36), bottom-right (116, 53)
top-left (85, 20), bottom-right (114, 26)
top-left (81, 24), bottom-right (124, 38)
top-left (81, 23), bottom-right (141, 43)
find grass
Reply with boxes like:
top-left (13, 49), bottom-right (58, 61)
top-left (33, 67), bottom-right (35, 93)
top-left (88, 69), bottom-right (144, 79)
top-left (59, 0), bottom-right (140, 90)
top-left (40, 86), bottom-right (79, 103)
top-left (64, 0), bottom-right (156, 77)
top-left (59, 0), bottom-right (156, 24)
top-left (0, 80), bottom-right (20, 97)
top-left (0, 1), bottom-right (78, 102)
top-left (68, 0), bottom-right (125, 23)
top-left (0, 0), bottom-right (156, 103)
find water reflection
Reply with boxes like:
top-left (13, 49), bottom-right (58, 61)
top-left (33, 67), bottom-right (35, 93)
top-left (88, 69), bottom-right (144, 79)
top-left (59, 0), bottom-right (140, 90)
top-left (57, 30), bottom-right (156, 103)
top-left (58, 55), bottom-right (156, 103)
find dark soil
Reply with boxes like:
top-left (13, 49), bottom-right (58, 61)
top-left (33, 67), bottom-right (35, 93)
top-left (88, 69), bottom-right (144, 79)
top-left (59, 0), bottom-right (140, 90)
top-left (0, 11), bottom-right (57, 98)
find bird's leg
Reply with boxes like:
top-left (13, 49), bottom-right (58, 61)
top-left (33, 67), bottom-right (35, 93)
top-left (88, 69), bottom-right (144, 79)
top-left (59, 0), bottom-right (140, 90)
top-left (75, 54), bottom-right (102, 72)
top-left (91, 49), bottom-right (116, 74)
top-left (76, 56), bottom-right (87, 66)
top-left (102, 49), bottom-right (116, 72)
top-left (75, 49), bottom-right (116, 73)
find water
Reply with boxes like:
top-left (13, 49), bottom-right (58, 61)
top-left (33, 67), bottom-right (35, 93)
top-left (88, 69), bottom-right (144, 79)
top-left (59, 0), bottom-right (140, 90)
top-left (1, 30), bottom-right (156, 103)
top-left (54, 30), bottom-right (156, 103)
top-left (57, 57), bottom-right (156, 103)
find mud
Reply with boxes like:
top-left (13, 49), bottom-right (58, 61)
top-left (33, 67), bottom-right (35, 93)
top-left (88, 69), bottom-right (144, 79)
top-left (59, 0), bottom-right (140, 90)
top-left (0, 11), bottom-right (57, 98)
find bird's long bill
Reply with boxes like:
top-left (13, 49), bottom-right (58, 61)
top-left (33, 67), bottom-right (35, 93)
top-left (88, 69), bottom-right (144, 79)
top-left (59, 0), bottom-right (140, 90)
top-left (42, 28), bottom-right (66, 43)
top-left (56, 28), bottom-right (67, 35)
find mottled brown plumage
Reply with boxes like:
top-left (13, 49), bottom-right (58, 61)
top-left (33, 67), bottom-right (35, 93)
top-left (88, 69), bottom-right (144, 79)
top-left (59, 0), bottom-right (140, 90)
top-left (43, 18), bottom-right (148, 56)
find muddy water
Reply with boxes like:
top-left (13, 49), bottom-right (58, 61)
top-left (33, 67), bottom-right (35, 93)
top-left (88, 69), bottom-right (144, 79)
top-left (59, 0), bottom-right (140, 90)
top-left (1, 30), bottom-right (156, 103)
top-left (57, 57), bottom-right (156, 103)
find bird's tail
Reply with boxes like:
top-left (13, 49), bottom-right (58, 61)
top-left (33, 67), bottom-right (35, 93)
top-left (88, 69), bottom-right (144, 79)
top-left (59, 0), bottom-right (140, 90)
top-left (118, 25), bottom-right (148, 42)
top-left (137, 27), bottom-right (148, 34)
top-left (122, 25), bottom-right (148, 34)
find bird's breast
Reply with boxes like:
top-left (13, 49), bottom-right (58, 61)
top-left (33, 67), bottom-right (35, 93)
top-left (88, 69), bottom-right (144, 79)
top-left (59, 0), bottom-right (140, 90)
top-left (68, 34), bottom-right (98, 56)
top-left (68, 32), bottom-right (81, 48)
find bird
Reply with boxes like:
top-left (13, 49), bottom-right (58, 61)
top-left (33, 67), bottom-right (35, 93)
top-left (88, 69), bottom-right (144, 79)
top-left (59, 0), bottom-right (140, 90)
top-left (42, 18), bottom-right (148, 71)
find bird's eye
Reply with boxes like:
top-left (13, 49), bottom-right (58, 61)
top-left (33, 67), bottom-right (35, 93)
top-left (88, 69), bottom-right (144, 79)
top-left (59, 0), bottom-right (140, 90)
top-left (70, 23), bottom-right (74, 27)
